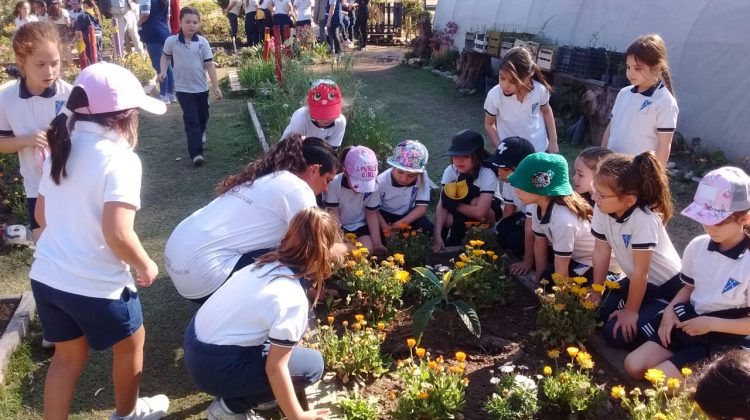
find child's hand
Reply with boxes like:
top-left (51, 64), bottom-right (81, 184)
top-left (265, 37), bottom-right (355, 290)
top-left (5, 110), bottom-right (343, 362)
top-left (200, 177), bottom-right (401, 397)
top-left (213, 85), bottom-right (223, 100)
top-left (658, 305), bottom-right (679, 346)
top-left (509, 259), bottom-right (532, 275)
top-left (371, 243), bottom-right (387, 257)
top-left (24, 131), bottom-right (48, 149)
top-left (135, 259), bottom-right (159, 287)
top-left (158, 72), bottom-right (168, 83)
top-left (431, 235), bottom-right (445, 253)
top-left (298, 408), bottom-right (330, 420)
top-left (609, 308), bottom-right (639, 342)
top-left (678, 316), bottom-right (714, 337)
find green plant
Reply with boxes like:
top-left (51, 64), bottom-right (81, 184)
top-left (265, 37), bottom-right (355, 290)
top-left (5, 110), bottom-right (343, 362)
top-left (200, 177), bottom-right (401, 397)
top-left (464, 221), bottom-right (498, 249)
top-left (541, 347), bottom-right (606, 415)
top-left (392, 346), bottom-right (468, 420)
top-left (0, 154), bottom-right (27, 224)
top-left (383, 224), bottom-right (431, 268)
top-left (336, 393), bottom-right (381, 420)
top-left (611, 367), bottom-right (707, 420)
top-left (310, 315), bottom-right (390, 383)
top-left (485, 367), bottom-right (541, 420)
top-left (411, 265), bottom-right (482, 338)
top-left (689, 137), bottom-right (728, 177)
top-left (429, 48), bottom-right (460, 72)
top-left (452, 240), bottom-right (514, 308)
top-left (113, 53), bottom-right (156, 85)
top-left (533, 273), bottom-right (607, 346)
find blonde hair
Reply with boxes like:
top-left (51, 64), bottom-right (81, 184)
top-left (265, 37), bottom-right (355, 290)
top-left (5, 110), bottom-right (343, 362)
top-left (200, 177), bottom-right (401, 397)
top-left (255, 208), bottom-right (343, 303)
top-left (12, 21), bottom-right (60, 66)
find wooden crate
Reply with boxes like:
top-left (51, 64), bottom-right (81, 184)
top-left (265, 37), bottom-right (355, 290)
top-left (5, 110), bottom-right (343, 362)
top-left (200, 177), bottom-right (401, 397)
top-left (473, 33), bottom-right (487, 53)
top-left (526, 40), bottom-right (541, 59)
top-left (487, 31), bottom-right (502, 57)
top-left (464, 31), bottom-right (476, 52)
top-left (537, 47), bottom-right (556, 71)
top-left (499, 41), bottom-right (514, 58)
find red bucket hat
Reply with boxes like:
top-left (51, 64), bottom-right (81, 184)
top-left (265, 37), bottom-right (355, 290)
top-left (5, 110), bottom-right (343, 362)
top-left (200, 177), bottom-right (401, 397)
top-left (307, 79), bottom-right (342, 121)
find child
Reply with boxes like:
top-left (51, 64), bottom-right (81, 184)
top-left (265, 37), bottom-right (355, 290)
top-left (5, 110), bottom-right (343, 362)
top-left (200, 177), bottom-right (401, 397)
top-left (376, 140), bottom-right (433, 235)
top-left (282, 79), bottom-right (347, 149)
top-left (433, 129), bottom-right (498, 251)
top-left (325, 145), bottom-right (384, 254)
top-left (183, 208), bottom-right (338, 420)
top-left (165, 135), bottom-right (340, 303)
top-left (508, 152), bottom-right (619, 284)
top-left (624, 167), bottom-right (750, 382)
top-left (694, 350), bottom-right (750, 419)
top-left (0, 22), bottom-right (72, 241)
top-left (33, 0), bottom-right (48, 21)
top-left (572, 146), bottom-right (614, 207)
top-left (68, 0), bottom-right (84, 21)
top-left (47, 0), bottom-right (71, 27)
top-left (13, 0), bottom-right (37, 28)
top-left (602, 34), bottom-right (678, 165)
top-left (487, 136), bottom-right (535, 271)
top-left (271, 0), bottom-right (293, 42)
top-left (483, 46), bottom-right (558, 153)
top-left (243, 0), bottom-right (260, 46)
top-left (294, 0), bottom-right (313, 28)
top-left (160, 6), bottom-right (222, 166)
top-left (590, 151), bottom-right (682, 348)
top-left (30, 62), bottom-right (169, 418)
top-left (224, 0), bottom-right (241, 46)
top-left (74, 0), bottom-right (103, 65)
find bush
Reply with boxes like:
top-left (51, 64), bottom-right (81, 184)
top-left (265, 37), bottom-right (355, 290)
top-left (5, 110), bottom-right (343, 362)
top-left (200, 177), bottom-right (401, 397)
top-left (541, 347), bottom-right (606, 415)
top-left (383, 224), bottom-right (431, 268)
top-left (113, 53), bottom-right (156, 85)
top-left (429, 48), bottom-right (460, 72)
top-left (485, 368), bottom-right (541, 420)
top-left (453, 240), bottom-right (514, 309)
top-left (611, 367), bottom-right (707, 420)
top-left (0, 155), bottom-right (27, 224)
top-left (336, 393), bottom-right (381, 420)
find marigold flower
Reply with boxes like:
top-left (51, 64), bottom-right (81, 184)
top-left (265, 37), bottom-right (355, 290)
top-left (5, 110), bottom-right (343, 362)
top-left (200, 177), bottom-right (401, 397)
top-left (449, 366), bottom-right (457, 373)
top-left (342, 320), bottom-right (349, 327)
top-left (355, 314), bottom-right (365, 322)
top-left (455, 261), bottom-right (466, 269)
top-left (667, 377), bottom-right (680, 390)
top-left (327, 316), bottom-right (334, 325)
top-left (353, 322), bottom-right (362, 331)
top-left (455, 351), bottom-right (466, 362)
top-left (543, 366), bottom-right (552, 376)
top-left (418, 391), bottom-right (428, 399)
top-left (553, 303), bottom-right (566, 311)
top-left (383, 229), bottom-right (391, 238)
top-left (459, 253), bottom-right (469, 263)
top-left (582, 300), bottom-right (597, 310)
top-left (591, 283), bottom-right (605, 293)
top-left (411, 231), bottom-right (417, 236)
top-left (394, 270), bottom-right (411, 283)
top-left (388, 390), bottom-right (396, 400)
top-left (681, 367), bottom-right (693, 376)
top-left (575, 351), bottom-right (592, 366)
top-left (354, 270), bottom-right (364, 277)
top-left (547, 349), bottom-right (560, 359)
top-left (566, 347), bottom-right (579, 358)
top-left (551, 272), bottom-right (565, 283)
top-left (393, 253), bottom-right (405, 265)
top-left (399, 223), bottom-right (409, 230)
top-left (428, 361), bottom-right (437, 370)
top-left (415, 347), bottom-right (426, 358)
top-left (492, 255), bottom-right (499, 261)
top-left (463, 377), bottom-right (470, 386)
top-left (377, 322), bottom-right (385, 331)
top-left (472, 249), bottom-right (486, 256)
top-left (604, 280), bottom-right (621, 289)
top-left (436, 355), bottom-right (444, 364)
top-left (610, 385), bottom-right (626, 399)
top-left (644, 368), bottom-right (666, 384)
top-left (655, 414), bottom-right (667, 420)
top-left (486, 250), bottom-right (495, 257)
top-left (407, 338), bottom-right (416, 348)
top-left (468, 240), bottom-right (485, 248)
top-left (572, 277), bottom-right (587, 285)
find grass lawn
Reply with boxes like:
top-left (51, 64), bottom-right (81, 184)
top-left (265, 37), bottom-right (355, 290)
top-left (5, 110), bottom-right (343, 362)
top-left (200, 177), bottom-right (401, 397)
top-left (0, 50), bottom-right (702, 418)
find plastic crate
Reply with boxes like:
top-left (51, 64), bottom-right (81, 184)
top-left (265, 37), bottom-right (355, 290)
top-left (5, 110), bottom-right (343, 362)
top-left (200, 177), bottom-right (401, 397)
top-left (537, 47), bottom-right (556, 71)
top-left (526, 41), bottom-right (541, 59)
top-left (556, 46), bottom-right (573, 73)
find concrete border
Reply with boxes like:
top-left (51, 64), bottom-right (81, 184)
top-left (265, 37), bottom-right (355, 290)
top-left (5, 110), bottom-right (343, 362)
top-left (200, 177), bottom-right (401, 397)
top-left (247, 101), bottom-right (269, 152)
top-left (0, 291), bottom-right (36, 384)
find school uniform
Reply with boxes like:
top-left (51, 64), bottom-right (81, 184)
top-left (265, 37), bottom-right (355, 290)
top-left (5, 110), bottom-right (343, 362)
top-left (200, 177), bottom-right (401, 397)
top-left (30, 121), bottom-right (144, 350)
top-left (69, 7), bottom-right (84, 21)
top-left (162, 32), bottom-right (213, 160)
top-left (281, 106), bottom-right (347, 149)
top-left (257, 0), bottom-right (273, 42)
top-left (14, 15), bottom-right (38, 27)
top-left (607, 83), bottom-right (678, 156)
top-left (272, 0), bottom-right (293, 40)
top-left (244, 0), bottom-right (260, 46)
top-left (591, 204), bottom-right (682, 348)
top-left (295, 0), bottom-right (313, 26)
top-left (375, 168), bottom-right (433, 233)
top-left (495, 181), bottom-right (528, 258)
top-left (183, 262), bottom-right (324, 414)
top-left (325, 0), bottom-right (343, 54)
top-left (226, 0), bottom-right (242, 39)
top-left (483, 81), bottom-right (551, 152)
top-left (440, 164), bottom-right (498, 245)
top-left (325, 172), bottom-right (379, 237)
top-left (165, 171), bottom-right (316, 301)
top-left (0, 78), bottom-right (72, 229)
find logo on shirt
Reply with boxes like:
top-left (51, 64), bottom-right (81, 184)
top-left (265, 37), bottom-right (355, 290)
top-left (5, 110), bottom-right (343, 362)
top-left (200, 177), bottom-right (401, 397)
top-left (639, 100), bottom-right (653, 111)
top-left (622, 234), bottom-right (632, 247)
top-left (55, 100), bottom-right (65, 115)
top-left (531, 102), bottom-right (539, 115)
top-left (722, 278), bottom-right (740, 294)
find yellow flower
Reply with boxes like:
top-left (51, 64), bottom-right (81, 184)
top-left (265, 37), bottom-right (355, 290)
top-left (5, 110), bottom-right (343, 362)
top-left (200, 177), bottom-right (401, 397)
top-left (353, 323), bottom-right (362, 331)
top-left (354, 270), bottom-right (364, 277)
top-left (472, 249), bottom-right (486, 257)
top-left (492, 255), bottom-right (499, 261)
top-left (553, 303), bottom-right (566, 311)
top-left (576, 352), bottom-right (593, 369)
top-left (449, 366), bottom-right (457, 373)
top-left (644, 368), bottom-right (666, 385)
top-left (604, 280), bottom-right (621, 290)
top-left (418, 391), bottom-right (428, 399)
top-left (547, 349), bottom-right (560, 359)
top-left (566, 347), bottom-right (579, 358)
top-left (486, 250), bottom-right (495, 257)
top-left (591, 283), bottom-right (605, 293)
top-left (582, 300), bottom-right (597, 310)
top-left (415, 347), bottom-right (426, 358)
top-left (393, 253), bottom-right (405, 265)
top-left (459, 253), bottom-right (470, 263)
top-left (455, 261), bottom-right (466, 269)
top-left (407, 338), bottom-right (416, 348)
top-left (543, 366), bottom-right (552, 376)
top-left (655, 414), bottom-right (667, 420)
top-left (610, 385), bottom-right (626, 400)
top-left (681, 367), bottom-right (693, 376)
top-left (455, 351), bottom-right (466, 362)
top-left (342, 320), bottom-right (349, 327)
top-left (355, 314), bottom-right (365, 322)
top-left (388, 390), bottom-right (396, 400)
top-left (394, 270), bottom-right (411, 283)
top-left (551, 272), bottom-right (566, 284)
top-left (468, 239), bottom-right (484, 248)
top-left (667, 378), bottom-right (680, 390)
top-left (326, 316), bottom-right (334, 325)
top-left (354, 241), bottom-right (363, 247)
top-left (428, 361), bottom-right (437, 370)
top-left (572, 277), bottom-right (587, 285)
top-left (580, 359), bottom-right (594, 370)
top-left (463, 377), bottom-right (470, 386)
top-left (436, 355), bottom-right (444, 364)
top-left (377, 322), bottom-right (385, 331)
top-left (571, 285), bottom-right (588, 297)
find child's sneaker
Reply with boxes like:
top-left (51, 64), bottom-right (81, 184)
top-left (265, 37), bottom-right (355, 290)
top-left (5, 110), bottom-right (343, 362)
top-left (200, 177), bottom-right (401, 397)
top-left (202, 133), bottom-right (207, 144)
top-left (192, 155), bottom-right (205, 166)
top-left (158, 95), bottom-right (171, 104)
top-left (168, 93), bottom-right (177, 103)
top-left (109, 394), bottom-right (169, 420)
top-left (207, 399), bottom-right (265, 420)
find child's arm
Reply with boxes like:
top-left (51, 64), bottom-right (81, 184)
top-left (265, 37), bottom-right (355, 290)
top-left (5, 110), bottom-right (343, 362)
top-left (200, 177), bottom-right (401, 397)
top-left (376, 211), bottom-right (389, 232)
top-left (533, 235), bottom-right (548, 281)
top-left (158, 53), bottom-right (170, 83)
top-left (680, 317), bottom-right (750, 337)
top-left (601, 121), bottom-right (611, 149)
top-left (501, 202), bottom-right (517, 220)
top-left (204, 60), bottom-right (223, 100)
top-left (654, 132), bottom-right (673, 166)
top-left (326, 206), bottom-right (341, 224)
top-left (611, 250), bottom-right (652, 343)
top-left (456, 195), bottom-right (492, 220)
top-left (432, 198), bottom-right (447, 252)
top-left (553, 255), bottom-right (570, 279)
top-left (365, 210), bottom-right (386, 254)
top-left (483, 114), bottom-right (501, 148)
top-left (541, 104), bottom-right (558, 153)
top-left (509, 217), bottom-right (534, 275)
top-left (390, 205), bottom-right (427, 229)
top-left (34, 194), bottom-right (46, 231)
top-left (225, 0), bottom-right (239, 13)
top-left (102, 202), bottom-right (158, 287)
top-left (266, 344), bottom-right (330, 420)
top-left (658, 285), bottom-right (693, 346)
top-left (0, 131), bottom-right (47, 153)
top-left (589, 238), bottom-right (612, 301)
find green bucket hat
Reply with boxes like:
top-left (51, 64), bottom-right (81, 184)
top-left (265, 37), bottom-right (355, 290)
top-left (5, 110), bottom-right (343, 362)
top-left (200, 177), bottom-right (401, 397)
top-left (507, 152), bottom-right (573, 196)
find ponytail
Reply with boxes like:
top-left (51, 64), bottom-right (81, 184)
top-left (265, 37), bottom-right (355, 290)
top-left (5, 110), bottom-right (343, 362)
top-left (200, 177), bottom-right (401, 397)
top-left (596, 151), bottom-right (672, 223)
top-left (47, 113), bottom-right (73, 185)
top-left (553, 193), bottom-right (593, 222)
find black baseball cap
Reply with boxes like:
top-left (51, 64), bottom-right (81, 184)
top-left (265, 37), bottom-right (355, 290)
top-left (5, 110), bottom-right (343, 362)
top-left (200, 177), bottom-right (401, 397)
top-left (487, 136), bottom-right (535, 169)
top-left (443, 129), bottom-right (485, 156)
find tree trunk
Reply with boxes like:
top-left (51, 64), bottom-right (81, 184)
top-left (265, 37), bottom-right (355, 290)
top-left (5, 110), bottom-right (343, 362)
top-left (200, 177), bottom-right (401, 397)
top-left (412, 13), bottom-right (433, 59)
top-left (456, 51), bottom-right (488, 90)
top-left (580, 86), bottom-right (617, 146)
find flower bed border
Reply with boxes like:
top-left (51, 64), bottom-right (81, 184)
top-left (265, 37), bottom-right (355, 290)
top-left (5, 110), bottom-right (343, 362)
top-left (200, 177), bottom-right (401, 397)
top-left (0, 292), bottom-right (36, 384)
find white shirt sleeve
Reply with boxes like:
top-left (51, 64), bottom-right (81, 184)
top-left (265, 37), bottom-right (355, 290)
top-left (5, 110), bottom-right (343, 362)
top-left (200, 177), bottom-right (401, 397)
top-left (281, 108), bottom-right (307, 140)
top-left (441, 165), bottom-right (456, 185)
top-left (324, 174), bottom-right (342, 207)
top-left (529, 204), bottom-right (543, 236)
top-left (591, 206), bottom-right (607, 242)
top-left (280, 186), bottom-right (317, 223)
top-left (656, 94), bottom-right (678, 132)
top-left (103, 151), bottom-right (142, 209)
top-left (328, 114), bottom-right (346, 148)
top-left (538, 83), bottom-right (551, 106)
top-left (478, 168), bottom-right (498, 195)
top-left (201, 37), bottom-right (213, 61)
top-left (500, 182), bottom-right (515, 204)
top-left (549, 211), bottom-right (577, 257)
top-left (631, 210), bottom-right (661, 251)
top-left (483, 85), bottom-right (500, 117)
top-left (162, 36), bottom-right (175, 56)
top-left (679, 236), bottom-right (700, 285)
top-left (268, 300), bottom-right (307, 347)
top-left (364, 190), bottom-right (380, 210)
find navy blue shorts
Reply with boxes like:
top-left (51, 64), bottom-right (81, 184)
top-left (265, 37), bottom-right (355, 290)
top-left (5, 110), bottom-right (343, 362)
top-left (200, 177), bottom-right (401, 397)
top-left (343, 225), bottom-right (370, 238)
top-left (26, 197), bottom-right (39, 230)
top-left (31, 280), bottom-right (143, 351)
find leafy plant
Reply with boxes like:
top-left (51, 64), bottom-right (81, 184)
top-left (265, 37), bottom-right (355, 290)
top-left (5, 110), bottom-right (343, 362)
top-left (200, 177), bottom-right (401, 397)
top-left (485, 366), bottom-right (541, 420)
top-left (383, 224), bottom-right (431, 268)
top-left (464, 221), bottom-right (498, 249)
top-left (429, 48), bottom-right (460, 72)
top-left (113, 53), bottom-right (156, 85)
top-left (0, 155), bottom-right (27, 224)
top-left (611, 367), bottom-right (708, 420)
top-left (336, 393), bottom-right (381, 420)
top-left (541, 347), bottom-right (606, 415)
top-left (392, 343), bottom-right (468, 420)
top-left (453, 240), bottom-right (514, 308)
top-left (688, 137), bottom-right (728, 177)
top-left (411, 265), bottom-right (483, 338)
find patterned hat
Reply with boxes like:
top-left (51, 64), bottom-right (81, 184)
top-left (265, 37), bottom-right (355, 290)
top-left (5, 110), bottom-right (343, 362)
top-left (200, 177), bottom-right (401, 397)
top-left (344, 146), bottom-right (378, 193)
top-left (681, 166), bottom-right (750, 225)
top-left (507, 152), bottom-right (573, 196)
top-left (307, 79), bottom-right (342, 121)
top-left (386, 140), bottom-right (428, 173)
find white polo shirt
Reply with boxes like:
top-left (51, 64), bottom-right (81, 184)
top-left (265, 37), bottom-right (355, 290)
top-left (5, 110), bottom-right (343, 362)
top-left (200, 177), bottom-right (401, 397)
top-left (376, 168), bottom-right (430, 216)
top-left (681, 234), bottom-right (750, 315)
top-left (165, 171), bottom-right (317, 299)
top-left (272, 0), bottom-right (291, 14)
top-left (324, 172), bottom-right (380, 232)
top-left (295, 0), bottom-right (313, 20)
top-left (500, 181), bottom-right (526, 214)
top-left (441, 165), bottom-right (498, 196)
top-left (30, 121), bottom-right (142, 299)
top-left (227, 0), bottom-right (241, 14)
top-left (162, 33), bottom-right (213, 93)
top-left (607, 83), bottom-right (678, 156)
top-left (483, 80), bottom-right (551, 152)
top-left (195, 263), bottom-right (309, 347)
top-left (69, 8), bottom-right (84, 21)
top-left (282, 107), bottom-right (347, 148)
top-left (0, 79), bottom-right (72, 198)
top-left (244, 0), bottom-right (258, 13)
top-left (591, 205), bottom-right (681, 286)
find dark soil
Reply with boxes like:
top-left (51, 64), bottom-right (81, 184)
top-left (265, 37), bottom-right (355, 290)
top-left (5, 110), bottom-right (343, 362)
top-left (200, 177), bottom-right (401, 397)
top-left (0, 297), bottom-right (20, 336)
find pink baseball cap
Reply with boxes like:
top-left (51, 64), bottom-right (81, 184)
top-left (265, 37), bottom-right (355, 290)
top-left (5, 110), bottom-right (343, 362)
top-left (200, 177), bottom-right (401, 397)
top-left (71, 62), bottom-right (167, 116)
top-left (344, 146), bottom-right (378, 193)
top-left (681, 166), bottom-right (750, 225)
top-left (307, 79), bottom-right (342, 121)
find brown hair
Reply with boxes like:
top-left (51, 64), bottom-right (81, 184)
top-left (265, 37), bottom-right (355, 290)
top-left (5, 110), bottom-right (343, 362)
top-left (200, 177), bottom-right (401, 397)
top-left (254, 208), bottom-right (343, 303)
top-left (595, 151), bottom-right (673, 223)
top-left (551, 193), bottom-right (593, 222)
top-left (721, 210), bottom-right (750, 235)
top-left (12, 21), bottom-right (60, 66)
top-left (499, 46), bottom-right (553, 96)
top-left (577, 146), bottom-right (613, 171)
top-left (48, 3), bottom-right (61, 19)
top-left (14, 0), bottom-right (29, 17)
top-left (179, 6), bottom-right (200, 20)
top-left (694, 350), bottom-right (750, 419)
top-left (216, 135), bottom-right (338, 195)
top-left (625, 34), bottom-right (675, 95)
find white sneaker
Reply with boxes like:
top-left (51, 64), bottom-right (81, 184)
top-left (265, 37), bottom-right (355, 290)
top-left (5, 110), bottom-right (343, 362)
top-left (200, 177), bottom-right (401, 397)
top-left (192, 155), bottom-right (205, 166)
top-left (202, 133), bottom-right (207, 144)
top-left (42, 339), bottom-right (55, 349)
top-left (158, 95), bottom-right (171, 104)
top-left (207, 399), bottom-right (249, 420)
top-left (168, 93), bottom-right (177, 103)
top-left (110, 395), bottom-right (169, 420)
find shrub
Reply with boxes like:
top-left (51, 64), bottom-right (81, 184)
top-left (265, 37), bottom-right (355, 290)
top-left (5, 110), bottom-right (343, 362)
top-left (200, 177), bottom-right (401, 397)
top-left (429, 48), bottom-right (460, 72)
top-left (485, 367), bottom-right (541, 420)
top-left (453, 240), bottom-right (514, 308)
top-left (336, 393), bottom-right (381, 420)
top-left (611, 367), bottom-right (707, 420)
top-left (0, 155), bottom-right (27, 224)
top-left (541, 347), bottom-right (606, 415)
top-left (113, 53), bottom-right (156, 85)
top-left (465, 221), bottom-right (498, 249)
top-left (383, 224), bottom-right (431, 268)
top-left (411, 265), bottom-right (482, 338)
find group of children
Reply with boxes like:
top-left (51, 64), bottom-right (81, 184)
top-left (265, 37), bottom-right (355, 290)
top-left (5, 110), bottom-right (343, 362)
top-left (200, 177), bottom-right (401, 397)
top-left (1, 14), bottom-right (749, 419)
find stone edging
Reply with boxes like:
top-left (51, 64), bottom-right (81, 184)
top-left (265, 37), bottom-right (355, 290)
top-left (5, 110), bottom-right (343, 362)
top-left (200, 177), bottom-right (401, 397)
top-left (0, 291), bottom-right (36, 384)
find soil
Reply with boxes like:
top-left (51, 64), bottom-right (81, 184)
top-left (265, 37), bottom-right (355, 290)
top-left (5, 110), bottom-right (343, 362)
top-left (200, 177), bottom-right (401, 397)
top-left (0, 297), bottom-right (20, 337)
